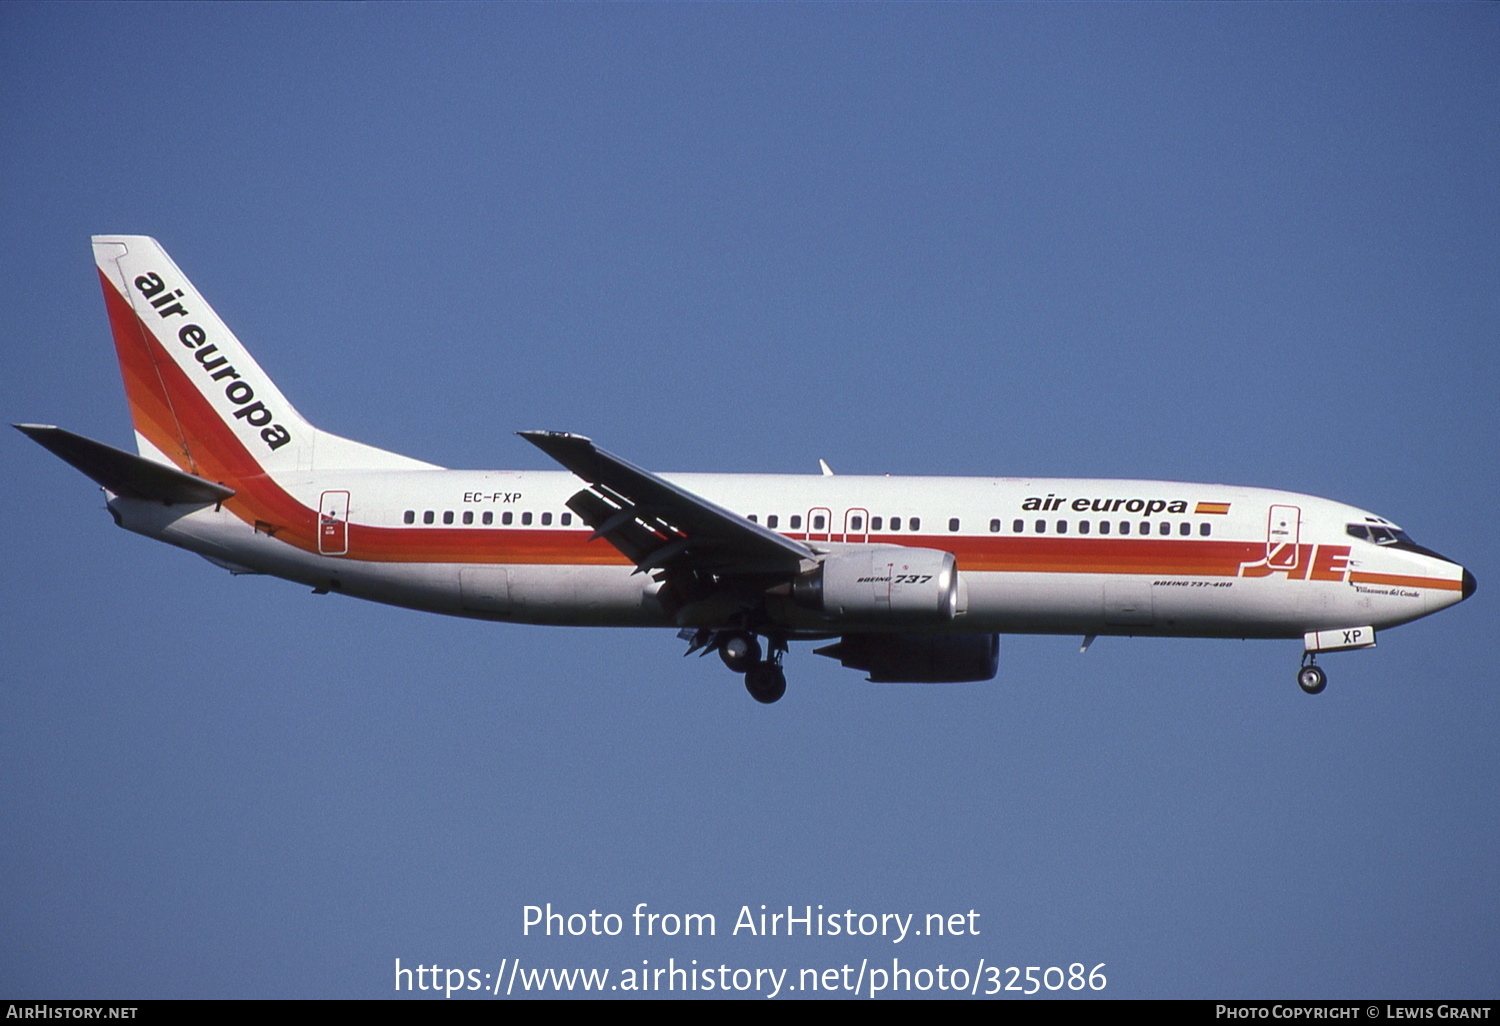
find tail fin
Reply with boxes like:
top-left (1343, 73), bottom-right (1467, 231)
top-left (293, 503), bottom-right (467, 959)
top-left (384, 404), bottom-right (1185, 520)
top-left (92, 235), bottom-right (435, 477)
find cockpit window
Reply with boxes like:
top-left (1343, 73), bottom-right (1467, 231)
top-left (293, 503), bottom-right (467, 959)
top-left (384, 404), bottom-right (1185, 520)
top-left (1346, 524), bottom-right (1406, 546)
top-left (1346, 523), bottom-right (1452, 562)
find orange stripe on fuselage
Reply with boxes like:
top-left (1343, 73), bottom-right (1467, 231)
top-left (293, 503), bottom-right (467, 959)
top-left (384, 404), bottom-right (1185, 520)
top-left (795, 533), bottom-right (1262, 577)
top-left (1349, 571), bottom-right (1462, 592)
top-left (347, 525), bottom-right (631, 565)
top-left (897, 535), bottom-right (1262, 577)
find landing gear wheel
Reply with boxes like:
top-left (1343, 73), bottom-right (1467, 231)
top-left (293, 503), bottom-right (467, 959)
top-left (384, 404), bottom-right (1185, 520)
top-left (745, 663), bottom-right (787, 704)
top-left (718, 633), bottom-right (762, 674)
top-left (1297, 664), bottom-right (1327, 695)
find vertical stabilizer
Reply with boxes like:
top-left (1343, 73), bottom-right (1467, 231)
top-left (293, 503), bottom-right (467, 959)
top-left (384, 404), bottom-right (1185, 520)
top-left (92, 235), bottom-right (436, 477)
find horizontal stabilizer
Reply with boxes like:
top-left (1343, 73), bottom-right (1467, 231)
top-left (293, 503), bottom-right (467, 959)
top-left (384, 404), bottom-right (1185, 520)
top-left (15, 424), bottom-right (235, 504)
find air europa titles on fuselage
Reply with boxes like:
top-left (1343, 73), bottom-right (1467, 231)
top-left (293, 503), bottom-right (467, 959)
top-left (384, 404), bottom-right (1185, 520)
top-left (133, 271), bottom-right (291, 451)
top-left (1022, 494), bottom-right (1189, 516)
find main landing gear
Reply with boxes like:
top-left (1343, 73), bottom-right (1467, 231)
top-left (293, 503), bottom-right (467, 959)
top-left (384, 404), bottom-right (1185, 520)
top-left (681, 628), bottom-right (788, 703)
top-left (723, 631), bottom-right (787, 704)
top-left (744, 660), bottom-right (787, 705)
top-left (1297, 652), bottom-right (1327, 695)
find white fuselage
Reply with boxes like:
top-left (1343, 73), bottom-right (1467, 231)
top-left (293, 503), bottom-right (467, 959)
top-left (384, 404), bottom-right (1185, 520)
top-left (110, 468), bottom-right (1469, 640)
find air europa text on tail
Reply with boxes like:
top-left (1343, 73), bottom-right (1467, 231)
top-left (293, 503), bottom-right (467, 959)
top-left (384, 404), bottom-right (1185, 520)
top-left (133, 271), bottom-right (291, 451)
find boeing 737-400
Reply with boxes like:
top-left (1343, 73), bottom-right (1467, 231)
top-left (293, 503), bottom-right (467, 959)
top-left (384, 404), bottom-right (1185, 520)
top-left (16, 236), bottom-right (1476, 703)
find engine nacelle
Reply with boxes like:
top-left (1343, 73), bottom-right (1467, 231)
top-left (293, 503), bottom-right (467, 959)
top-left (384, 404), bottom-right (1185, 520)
top-left (791, 547), bottom-right (958, 624)
top-left (814, 633), bottom-right (1000, 683)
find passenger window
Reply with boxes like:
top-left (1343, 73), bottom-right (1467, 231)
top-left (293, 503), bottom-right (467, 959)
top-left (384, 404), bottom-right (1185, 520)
top-left (1119, 522), bottom-right (1129, 535)
top-left (791, 515), bottom-right (802, 530)
top-left (813, 515), bottom-right (826, 530)
top-left (1013, 519), bottom-right (1024, 533)
top-left (949, 518), bottom-right (960, 532)
top-left (1035, 519), bottom-right (1046, 534)
top-left (541, 512), bottom-right (552, 526)
top-left (423, 510), bottom-right (435, 525)
top-left (1179, 522), bottom-right (1190, 537)
top-left (501, 511), bottom-right (513, 525)
top-left (990, 518), bottom-right (1001, 533)
top-left (1079, 521), bottom-right (1090, 534)
top-left (869, 516), bottom-right (879, 531)
top-left (1099, 520), bottom-right (1110, 535)
top-left (851, 516), bottom-right (863, 531)
top-left (403, 510), bottom-right (415, 525)
top-left (1159, 522), bottom-right (1170, 536)
top-left (890, 517), bottom-right (901, 531)
top-left (1199, 523), bottom-right (1211, 537)
top-left (483, 511), bottom-right (493, 526)
top-left (443, 511), bottom-right (454, 525)
top-left (1056, 520), bottom-right (1067, 534)
top-left (768, 514), bottom-right (779, 529)
top-left (561, 513), bottom-right (572, 526)
top-left (521, 512), bottom-right (532, 526)
top-left (1140, 522), bottom-right (1150, 535)
top-left (463, 511), bottom-right (474, 525)
top-left (748, 514), bottom-right (758, 523)
top-left (910, 517), bottom-right (921, 531)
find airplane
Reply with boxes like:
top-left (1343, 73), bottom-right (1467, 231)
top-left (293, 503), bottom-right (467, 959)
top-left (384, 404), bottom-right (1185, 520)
top-left (16, 236), bottom-right (1476, 703)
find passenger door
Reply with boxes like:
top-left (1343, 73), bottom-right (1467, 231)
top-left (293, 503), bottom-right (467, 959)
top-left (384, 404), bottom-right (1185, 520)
top-left (318, 490), bottom-right (349, 556)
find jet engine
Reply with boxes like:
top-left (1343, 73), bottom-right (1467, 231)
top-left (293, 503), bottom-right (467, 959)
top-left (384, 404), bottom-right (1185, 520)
top-left (790, 547), bottom-right (958, 623)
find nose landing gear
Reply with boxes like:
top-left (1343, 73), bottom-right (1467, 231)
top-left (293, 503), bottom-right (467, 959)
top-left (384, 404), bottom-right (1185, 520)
top-left (1297, 653), bottom-right (1327, 695)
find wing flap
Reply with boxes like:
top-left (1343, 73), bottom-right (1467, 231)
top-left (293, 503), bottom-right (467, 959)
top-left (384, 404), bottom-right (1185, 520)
top-left (522, 431), bottom-right (813, 576)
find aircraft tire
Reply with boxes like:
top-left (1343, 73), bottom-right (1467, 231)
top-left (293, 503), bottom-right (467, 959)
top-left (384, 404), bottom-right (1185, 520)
top-left (1297, 664), bottom-right (1327, 695)
top-left (745, 664), bottom-right (787, 704)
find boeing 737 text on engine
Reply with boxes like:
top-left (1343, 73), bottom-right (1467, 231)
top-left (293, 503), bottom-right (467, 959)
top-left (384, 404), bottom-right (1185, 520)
top-left (16, 236), bottom-right (1475, 703)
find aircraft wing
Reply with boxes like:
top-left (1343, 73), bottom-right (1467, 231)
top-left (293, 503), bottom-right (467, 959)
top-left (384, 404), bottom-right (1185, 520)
top-left (519, 431), bottom-right (814, 576)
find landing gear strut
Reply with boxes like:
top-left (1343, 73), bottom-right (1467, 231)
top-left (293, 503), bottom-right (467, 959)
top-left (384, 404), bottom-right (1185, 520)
top-left (1297, 652), bottom-right (1327, 695)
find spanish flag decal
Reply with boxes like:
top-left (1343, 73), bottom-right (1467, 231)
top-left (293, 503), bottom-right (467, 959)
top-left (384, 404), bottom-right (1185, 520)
top-left (1195, 502), bottom-right (1232, 515)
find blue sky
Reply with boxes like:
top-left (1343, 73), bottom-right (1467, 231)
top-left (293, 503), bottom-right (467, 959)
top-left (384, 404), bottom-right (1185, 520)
top-left (2, 3), bottom-right (1496, 999)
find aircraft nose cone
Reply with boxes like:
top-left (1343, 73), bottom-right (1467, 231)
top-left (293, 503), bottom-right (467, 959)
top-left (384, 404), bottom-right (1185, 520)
top-left (1462, 568), bottom-right (1476, 601)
